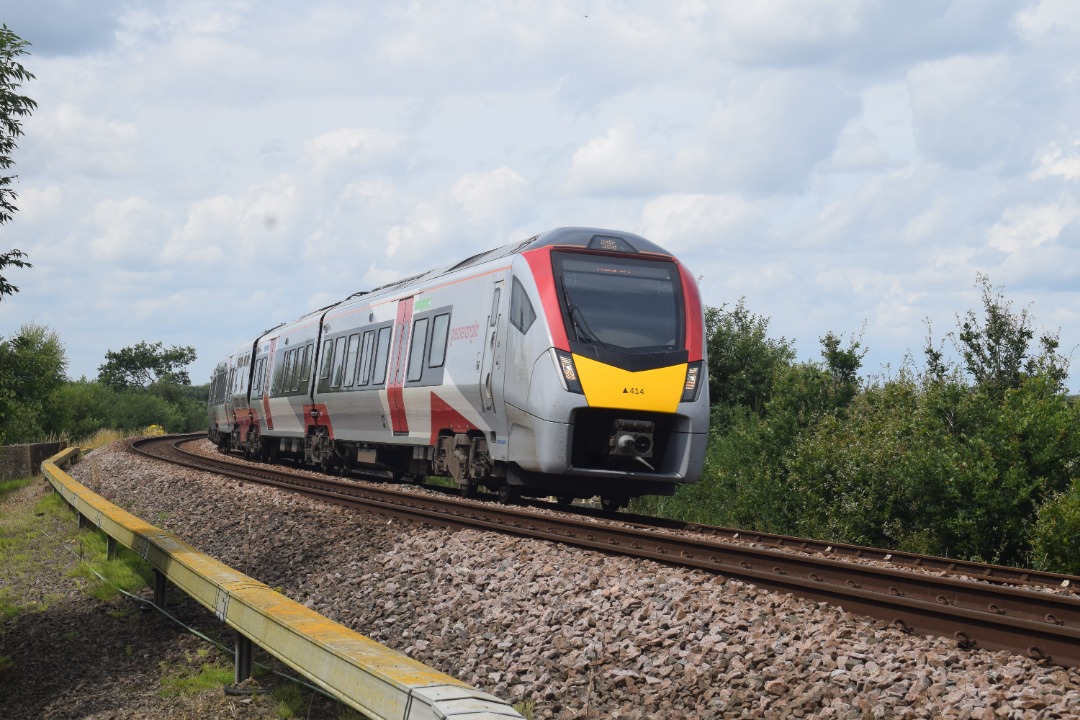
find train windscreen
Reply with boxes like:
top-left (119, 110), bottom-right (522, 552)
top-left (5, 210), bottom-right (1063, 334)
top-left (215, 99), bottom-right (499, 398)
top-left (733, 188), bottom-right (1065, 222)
top-left (553, 251), bottom-right (683, 353)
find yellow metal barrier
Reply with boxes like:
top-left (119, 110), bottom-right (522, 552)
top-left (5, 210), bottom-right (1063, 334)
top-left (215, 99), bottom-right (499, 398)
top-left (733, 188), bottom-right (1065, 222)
top-left (42, 447), bottom-right (522, 720)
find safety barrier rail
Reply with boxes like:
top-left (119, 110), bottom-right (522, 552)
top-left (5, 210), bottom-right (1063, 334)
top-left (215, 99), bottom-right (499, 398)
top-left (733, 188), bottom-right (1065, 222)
top-left (42, 447), bottom-right (522, 720)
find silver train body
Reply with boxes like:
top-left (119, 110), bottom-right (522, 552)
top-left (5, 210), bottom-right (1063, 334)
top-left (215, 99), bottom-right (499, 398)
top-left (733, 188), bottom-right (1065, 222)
top-left (208, 227), bottom-right (709, 505)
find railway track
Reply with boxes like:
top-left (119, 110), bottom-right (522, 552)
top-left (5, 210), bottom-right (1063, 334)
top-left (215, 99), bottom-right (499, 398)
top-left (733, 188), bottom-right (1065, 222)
top-left (131, 434), bottom-right (1080, 668)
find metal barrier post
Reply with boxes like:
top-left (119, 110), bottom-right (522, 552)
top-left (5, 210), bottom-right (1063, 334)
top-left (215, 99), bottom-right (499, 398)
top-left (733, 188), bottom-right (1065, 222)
top-left (235, 634), bottom-right (254, 683)
top-left (153, 569), bottom-right (167, 608)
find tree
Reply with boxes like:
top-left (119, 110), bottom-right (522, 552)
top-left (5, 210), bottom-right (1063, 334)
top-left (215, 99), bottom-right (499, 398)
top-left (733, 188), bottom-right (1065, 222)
top-left (954, 274), bottom-right (1069, 396)
top-left (0, 323), bottom-right (67, 442)
top-left (98, 341), bottom-right (197, 389)
top-left (0, 26), bottom-right (37, 300)
top-left (705, 299), bottom-right (795, 418)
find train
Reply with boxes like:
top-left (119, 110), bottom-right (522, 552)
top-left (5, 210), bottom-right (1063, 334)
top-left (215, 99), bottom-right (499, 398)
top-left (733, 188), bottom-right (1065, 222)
top-left (207, 227), bottom-right (709, 510)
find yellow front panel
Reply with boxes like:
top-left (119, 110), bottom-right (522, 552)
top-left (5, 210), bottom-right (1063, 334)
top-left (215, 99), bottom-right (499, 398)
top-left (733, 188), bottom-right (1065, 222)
top-left (573, 354), bottom-right (686, 413)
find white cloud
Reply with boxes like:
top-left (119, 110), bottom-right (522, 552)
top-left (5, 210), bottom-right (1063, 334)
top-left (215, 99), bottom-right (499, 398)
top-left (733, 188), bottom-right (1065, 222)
top-left (906, 54), bottom-right (1051, 172)
top-left (675, 70), bottom-right (860, 194)
top-left (565, 122), bottom-right (660, 196)
top-left (163, 176), bottom-right (300, 266)
top-left (25, 103), bottom-right (140, 178)
top-left (706, 0), bottom-right (865, 64)
top-left (1032, 137), bottom-right (1080, 181)
top-left (303, 128), bottom-right (406, 178)
top-left (1016, 0), bottom-right (1080, 48)
top-left (385, 203), bottom-right (446, 261)
top-left (989, 200), bottom-right (1080, 254)
top-left (88, 197), bottom-right (172, 264)
top-left (10, 186), bottom-right (64, 224)
top-left (639, 194), bottom-right (764, 254)
top-left (450, 168), bottom-right (531, 222)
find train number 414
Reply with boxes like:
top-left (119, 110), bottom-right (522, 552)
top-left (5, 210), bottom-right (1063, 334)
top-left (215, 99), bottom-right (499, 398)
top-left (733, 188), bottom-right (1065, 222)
top-left (624, 387), bottom-right (644, 395)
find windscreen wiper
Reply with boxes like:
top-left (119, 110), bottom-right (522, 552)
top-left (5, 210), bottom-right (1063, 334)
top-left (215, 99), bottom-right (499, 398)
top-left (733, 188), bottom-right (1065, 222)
top-left (565, 295), bottom-right (608, 349)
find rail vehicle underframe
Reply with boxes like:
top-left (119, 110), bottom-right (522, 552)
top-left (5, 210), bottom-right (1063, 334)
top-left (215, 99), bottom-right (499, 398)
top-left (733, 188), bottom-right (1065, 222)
top-left (231, 408), bottom-right (705, 507)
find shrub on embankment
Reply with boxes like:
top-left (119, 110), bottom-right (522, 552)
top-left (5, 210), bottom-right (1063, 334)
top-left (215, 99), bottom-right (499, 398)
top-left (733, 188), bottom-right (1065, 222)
top-left (634, 276), bottom-right (1080, 574)
top-left (0, 323), bottom-right (206, 445)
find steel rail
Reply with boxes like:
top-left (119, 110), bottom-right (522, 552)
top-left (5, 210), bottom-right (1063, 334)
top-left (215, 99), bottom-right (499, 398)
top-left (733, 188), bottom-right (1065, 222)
top-left (132, 435), bottom-right (1080, 668)
top-left (560, 505), bottom-right (1077, 594)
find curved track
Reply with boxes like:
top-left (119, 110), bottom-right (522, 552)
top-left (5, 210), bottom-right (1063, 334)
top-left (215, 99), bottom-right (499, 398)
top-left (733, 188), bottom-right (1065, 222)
top-left (132, 434), bottom-right (1080, 668)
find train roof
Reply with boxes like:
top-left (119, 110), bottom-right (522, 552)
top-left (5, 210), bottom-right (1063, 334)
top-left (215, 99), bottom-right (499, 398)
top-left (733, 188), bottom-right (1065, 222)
top-left (364, 227), bottom-right (671, 298)
top-left (261, 227), bottom-right (673, 337)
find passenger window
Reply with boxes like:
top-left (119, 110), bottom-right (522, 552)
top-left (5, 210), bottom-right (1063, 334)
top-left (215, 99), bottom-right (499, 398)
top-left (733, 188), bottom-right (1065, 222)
top-left (253, 358), bottom-right (264, 398)
top-left (319, 339), bottom-right (333, 380)
top-left (510, 277), bottom-right (536, 334)
top-left (372, 326), bottom-right (392, 385)
top-left (343, 334), bottom-right (360, 387)
top-left (290, 348), bottom-right (303, 392)
top-left (277, 352), bottom-right (291, 395)
top-left (489, 287), bottom-right (501, 327)
top-left (298, 344), bottom-right (312, 391)
top-left (330, 337), bottom-right (347, 388)
top-left (429, 313), bottom-right (450, 367)
top-left (284, 350), bottom-right (297, 393)
top-left (357, 330), bottom-right (375, 386)
top-left (407, 318), bottom-right (429, 382)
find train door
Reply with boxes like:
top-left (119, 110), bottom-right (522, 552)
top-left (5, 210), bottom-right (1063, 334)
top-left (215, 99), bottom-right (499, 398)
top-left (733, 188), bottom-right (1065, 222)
top-left (223, 353), bottom-right (238, 427)
top-left (387, 296), bottom-right (414, 435)
top-left (261, 338), bottom-right (277, 430)
top-left (478, 280), bottom-right (506, 416)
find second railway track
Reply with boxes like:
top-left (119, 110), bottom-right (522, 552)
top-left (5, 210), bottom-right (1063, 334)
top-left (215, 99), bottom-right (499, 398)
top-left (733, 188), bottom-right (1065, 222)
top-left (133, 433), bottom-right (1080, 668)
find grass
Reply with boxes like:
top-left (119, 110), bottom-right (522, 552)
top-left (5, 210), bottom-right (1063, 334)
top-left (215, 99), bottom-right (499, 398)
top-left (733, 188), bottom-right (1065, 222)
top-left (159, 660), bottom-right (236, 697)
top-left (157, 652), bottom-right (366, 720)
top-left (0, 475), bottom-right (34, 499)
top-left (272, 683), bottom-right (307, 718)
top-left (77, 428), bottom-right (131, 451)
top-left (65, 528), bottom-right (155, 602)
top-left (0, 587), bottom-right (25, 619)
top-left (0, 476), bottom-right (48, 619)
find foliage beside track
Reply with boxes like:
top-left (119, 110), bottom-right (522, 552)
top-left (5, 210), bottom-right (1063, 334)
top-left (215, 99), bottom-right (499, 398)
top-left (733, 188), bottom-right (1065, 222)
top-left (634, 275), bottom-right (1080, 574)
top-left (0, 324), bottom-right (206, 444)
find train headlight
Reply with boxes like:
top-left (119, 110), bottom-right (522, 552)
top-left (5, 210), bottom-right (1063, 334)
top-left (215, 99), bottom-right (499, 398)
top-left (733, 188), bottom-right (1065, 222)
top-left (554, 349), bottom-right (584, 394)
top-left (681, 361), bottom-right (703, 402)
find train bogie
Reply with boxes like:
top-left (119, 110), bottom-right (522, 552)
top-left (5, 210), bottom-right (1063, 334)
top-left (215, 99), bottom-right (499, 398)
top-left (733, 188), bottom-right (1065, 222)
top-left (208, 227), bottom-right (709, 504)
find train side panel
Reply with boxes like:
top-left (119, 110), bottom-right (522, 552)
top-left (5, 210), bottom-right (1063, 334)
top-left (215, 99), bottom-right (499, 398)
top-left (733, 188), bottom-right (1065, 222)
top-left (259, 316), bottom-right (321, 444)
top-left (210, 227), bottom-right (710, 502)
top-left (310, 265), bottom-right (513, 453)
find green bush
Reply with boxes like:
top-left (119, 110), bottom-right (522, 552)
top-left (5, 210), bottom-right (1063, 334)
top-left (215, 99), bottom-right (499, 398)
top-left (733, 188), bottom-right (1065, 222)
top-left (43, 378), bottom-right (208, 441)
top-left (1031, 479), bottom-right (1080, 575)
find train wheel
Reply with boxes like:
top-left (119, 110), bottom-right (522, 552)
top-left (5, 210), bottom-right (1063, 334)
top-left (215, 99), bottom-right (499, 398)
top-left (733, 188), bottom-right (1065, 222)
top-left (460, 480), bottom-right (478, 499)
top-left (556, 496), bottom-right (575, 508)
top-left (498, 484), bottom-right (521, 505)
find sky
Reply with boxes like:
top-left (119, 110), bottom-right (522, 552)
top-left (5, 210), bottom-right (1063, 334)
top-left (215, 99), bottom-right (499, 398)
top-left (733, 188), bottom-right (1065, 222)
top-left (1, 0), bottom-right (1079, 391)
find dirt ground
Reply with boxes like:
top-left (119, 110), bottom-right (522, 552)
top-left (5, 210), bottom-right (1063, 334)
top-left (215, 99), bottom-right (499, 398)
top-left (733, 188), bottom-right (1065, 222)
top-left (0, 478), bottom-right (352, 720)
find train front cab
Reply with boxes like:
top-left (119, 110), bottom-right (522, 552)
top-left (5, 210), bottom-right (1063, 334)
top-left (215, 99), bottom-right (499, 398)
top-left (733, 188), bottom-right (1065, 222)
top-left (505, 232), bottom-right (709, 503)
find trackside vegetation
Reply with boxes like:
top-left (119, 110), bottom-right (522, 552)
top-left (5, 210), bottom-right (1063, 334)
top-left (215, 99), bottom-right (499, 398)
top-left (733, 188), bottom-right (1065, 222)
top-left (633, 275), bottom-right (1080, 575)
top-left (0, 325), bottom-right (205, 444)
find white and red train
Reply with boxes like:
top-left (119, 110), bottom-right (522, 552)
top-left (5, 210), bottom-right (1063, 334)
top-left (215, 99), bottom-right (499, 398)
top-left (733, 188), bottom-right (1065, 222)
top-left (207, 227), bottom-right (708, 508)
